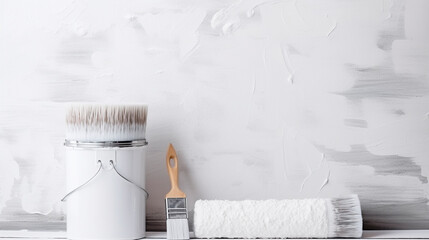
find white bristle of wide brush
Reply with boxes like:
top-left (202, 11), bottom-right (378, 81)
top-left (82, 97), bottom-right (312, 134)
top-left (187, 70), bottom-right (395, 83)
top-left (167, 219), bottom-right (189, 240)
top-left (66, 104), bottom-right (148, 142)
top-left (327, 195), bottom-right (363, 238)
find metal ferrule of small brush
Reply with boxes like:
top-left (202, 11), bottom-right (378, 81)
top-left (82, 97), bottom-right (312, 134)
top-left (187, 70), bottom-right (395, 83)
top-left (166, 198), bottom-right (188, 219)
top-left (166, 198), bottom-right (189, 240)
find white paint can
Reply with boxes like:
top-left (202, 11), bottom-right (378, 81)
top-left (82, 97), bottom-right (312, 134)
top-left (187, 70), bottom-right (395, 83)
top-left (63, 140), bottom-right (148, 240)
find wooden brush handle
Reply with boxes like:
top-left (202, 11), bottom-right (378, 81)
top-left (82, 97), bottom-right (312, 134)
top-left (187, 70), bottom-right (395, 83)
top-left (166, 143), bottom-right (186, 198)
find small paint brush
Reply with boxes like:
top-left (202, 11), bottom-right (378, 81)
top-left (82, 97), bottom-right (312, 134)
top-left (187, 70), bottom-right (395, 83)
top-left (165, 144), bottom-right (189, 240)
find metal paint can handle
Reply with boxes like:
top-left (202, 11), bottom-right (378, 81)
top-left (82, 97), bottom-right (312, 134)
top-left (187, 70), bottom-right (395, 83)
top-left (61, 160), bottom-right (149, 202)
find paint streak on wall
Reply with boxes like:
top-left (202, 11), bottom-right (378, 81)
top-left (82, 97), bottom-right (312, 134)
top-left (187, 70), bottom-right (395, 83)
top-left (319, 144), bottom-right (429, 229)
top-left (0, 141), bottom-right (20, 211)
top-left (1, 0), bottom-right (429, 231)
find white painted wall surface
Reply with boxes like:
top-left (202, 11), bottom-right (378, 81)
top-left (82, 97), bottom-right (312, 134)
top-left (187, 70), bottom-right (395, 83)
top-left (1, 0), bottom-right (429, 230)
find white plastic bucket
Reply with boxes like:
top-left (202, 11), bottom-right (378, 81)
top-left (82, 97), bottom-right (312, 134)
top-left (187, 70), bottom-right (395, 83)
top-left (64, 142), bottom-right (148, 240)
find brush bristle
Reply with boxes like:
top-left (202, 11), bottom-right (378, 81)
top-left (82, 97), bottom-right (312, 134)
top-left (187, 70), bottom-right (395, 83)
top-left (327, 195), bottom-right (363, 238)
top-left (167, 219), bottom-right (189, 240)
top-left (66, 104), bottom-right (148, 142)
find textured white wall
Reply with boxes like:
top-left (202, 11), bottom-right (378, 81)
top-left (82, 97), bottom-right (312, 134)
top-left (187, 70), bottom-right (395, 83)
top-left (1, 0), bottom-right (429, 230)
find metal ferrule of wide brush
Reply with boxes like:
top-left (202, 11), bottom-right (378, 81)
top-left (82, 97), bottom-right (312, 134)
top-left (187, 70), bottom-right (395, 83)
top-left (166, 198), bottom-right (188, 219)
top-left (64, 139), bottom-right (148, 148)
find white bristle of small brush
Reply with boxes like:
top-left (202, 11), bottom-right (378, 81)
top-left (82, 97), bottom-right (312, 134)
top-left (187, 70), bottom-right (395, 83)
top-left (167, 219), bottom-right (189, 240)
top-left (66, 104), bottom-right (148, 142)
top-left (327, 195), bottom-right (363, 238)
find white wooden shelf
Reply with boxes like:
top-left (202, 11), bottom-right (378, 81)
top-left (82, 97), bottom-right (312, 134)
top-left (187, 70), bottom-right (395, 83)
top-left (1, 231), bottom-right (429, 239)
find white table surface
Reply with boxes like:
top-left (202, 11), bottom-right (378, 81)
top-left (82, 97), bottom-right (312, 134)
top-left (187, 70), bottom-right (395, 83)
top-left (1, 231), bottom-right (429, 239)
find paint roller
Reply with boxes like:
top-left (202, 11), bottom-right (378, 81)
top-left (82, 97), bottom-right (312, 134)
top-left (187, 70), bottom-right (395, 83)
top-left (193, 195), bottom-right (362, 238)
